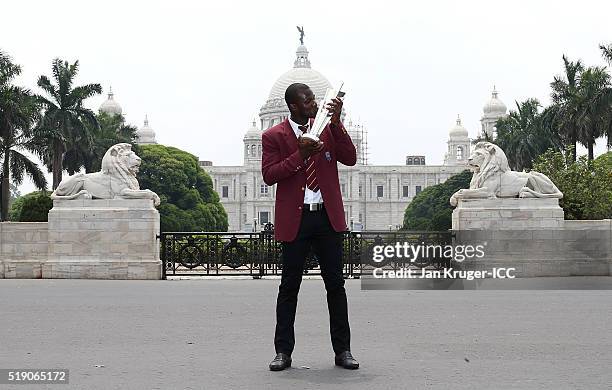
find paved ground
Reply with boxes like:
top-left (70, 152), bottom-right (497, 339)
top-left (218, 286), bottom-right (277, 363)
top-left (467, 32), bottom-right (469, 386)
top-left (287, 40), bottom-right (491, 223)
top-left (1, 278), bottom-right (612, 390)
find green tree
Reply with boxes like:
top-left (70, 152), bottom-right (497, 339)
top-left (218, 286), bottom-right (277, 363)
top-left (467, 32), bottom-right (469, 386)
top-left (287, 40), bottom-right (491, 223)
top-left (1, 183), bottom-right (22, 220)
top-left (598, 43), bottom-right (612, 149)
top-left (63, 111), bottom-right (138, 173)
top-left (547, 54), bottom-right (612, 161)
top-left (136, 144), bottom-right (228, 232)
top-left (18, 192), bottom-right (52, 222)
top-left (573, 66), bottom-right (612, 160)
top-left (495, 99), bottom-right (563, 171)
top-left (533, 148), bottom-right (612, 220)
top-left (8, 191), bottom-right (51, 221)
top-left (402, 170), bottom-right (472, 231)
top-left (0, 51), bottom-right (48, 221)
top-left (36, 59), bottom-right (101, 189)
top-left (601, 43), bottom-right (612, 66)
top-left (547, 55), bottom-right (584, 162)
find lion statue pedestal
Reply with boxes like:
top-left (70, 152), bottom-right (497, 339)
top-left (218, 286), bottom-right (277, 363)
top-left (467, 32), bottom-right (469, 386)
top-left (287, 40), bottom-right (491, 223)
top-left (43, 143), bottom-right (162, 279)
top-left (44, 198), bottom-right (161, 279)
top-left (452, 198), bottom-right (565, 230)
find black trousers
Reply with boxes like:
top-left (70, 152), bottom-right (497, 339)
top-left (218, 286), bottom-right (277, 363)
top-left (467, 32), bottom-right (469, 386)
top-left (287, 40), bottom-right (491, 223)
top-left (274, 207), bottom-right (351, 356)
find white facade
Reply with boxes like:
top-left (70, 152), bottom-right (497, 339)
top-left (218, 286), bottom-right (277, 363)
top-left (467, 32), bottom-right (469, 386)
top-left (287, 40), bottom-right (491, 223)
top-left (201, 41), bottom-right (508, 231)
top-left (206, 158), bottom-right (467, 232)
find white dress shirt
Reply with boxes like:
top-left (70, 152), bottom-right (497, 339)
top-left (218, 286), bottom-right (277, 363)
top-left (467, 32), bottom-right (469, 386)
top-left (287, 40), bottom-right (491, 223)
top-left (288, 117), bottom-right (323, 204)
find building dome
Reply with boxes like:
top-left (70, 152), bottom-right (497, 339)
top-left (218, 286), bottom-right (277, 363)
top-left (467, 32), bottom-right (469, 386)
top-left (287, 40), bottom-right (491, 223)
top-left (136, 115), bottom-right (157, 145)
top-left (99, 87), bottom-right (122, 116)
top-left (266, 44), bottom-right (332, 102)
top-left (483, 87), bottom-right (507, 115)
top-left (243, 119), bottom-right (261, 139)
top-left (449, 115), bottom-right (469, 137)
top-left (267, 67), bottom-right (332, 103)
top-left (260, 43), bottom-right (333, 129)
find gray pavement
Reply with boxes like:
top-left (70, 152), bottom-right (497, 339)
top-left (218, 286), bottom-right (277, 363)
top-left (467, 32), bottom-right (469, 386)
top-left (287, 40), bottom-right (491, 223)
top-left (1, 278), bottom-right (612, 390)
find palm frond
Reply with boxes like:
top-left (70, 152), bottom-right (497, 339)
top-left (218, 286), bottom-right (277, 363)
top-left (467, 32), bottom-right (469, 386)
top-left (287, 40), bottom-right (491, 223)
top-left (10, 149), bottom-right (47, 190)
top-left (600, 43), bottom-right (612, 66)
top-left (0, 50), bottom-right (22, 85)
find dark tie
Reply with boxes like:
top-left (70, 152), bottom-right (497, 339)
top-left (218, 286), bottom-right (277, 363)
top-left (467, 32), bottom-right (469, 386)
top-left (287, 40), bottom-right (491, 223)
top-left (298, 125), bottom-right (319, 192)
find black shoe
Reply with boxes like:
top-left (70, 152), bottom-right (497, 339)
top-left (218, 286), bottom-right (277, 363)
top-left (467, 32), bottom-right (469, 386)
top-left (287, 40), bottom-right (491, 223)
top-left (269, 352), bottom-right (292, 371)
top-left (335, 351), bottom-right (359, 369)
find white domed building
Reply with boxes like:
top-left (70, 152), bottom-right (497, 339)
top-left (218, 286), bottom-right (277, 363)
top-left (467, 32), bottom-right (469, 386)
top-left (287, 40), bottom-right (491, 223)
top-left (480, 87), bottom-right (508, 138)
top-left (259, 44), bottom-right (333, 130)
top-left (99, 88), bottom-right (157, 145)
top-left (136, 115), bottom-right (157, 145)
top-left (99, 87), bottom-right (122, 116)
top-left (201, 36), bottom-right (499, 231)
top-left (444, 115), bottom-right (471, 165)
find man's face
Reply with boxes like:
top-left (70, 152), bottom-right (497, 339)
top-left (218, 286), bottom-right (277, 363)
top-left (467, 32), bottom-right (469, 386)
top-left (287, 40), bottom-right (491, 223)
top-left (294, 88), bottom-right (318, 118)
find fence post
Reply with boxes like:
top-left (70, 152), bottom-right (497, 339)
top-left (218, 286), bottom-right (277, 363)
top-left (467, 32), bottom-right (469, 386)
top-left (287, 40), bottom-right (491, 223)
top-left (159, 233), bottom-right (167, 280)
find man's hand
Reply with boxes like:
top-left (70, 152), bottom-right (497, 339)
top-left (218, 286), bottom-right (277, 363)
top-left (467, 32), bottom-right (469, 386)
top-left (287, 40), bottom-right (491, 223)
top-left (326, 97), bottom-right (343, 125)
top-left (298, 136), bottom-right (324, 160)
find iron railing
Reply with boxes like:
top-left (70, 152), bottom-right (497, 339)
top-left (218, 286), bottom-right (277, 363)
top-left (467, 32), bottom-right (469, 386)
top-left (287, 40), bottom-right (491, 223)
top-left (160, 224), bottom-right (454, 279)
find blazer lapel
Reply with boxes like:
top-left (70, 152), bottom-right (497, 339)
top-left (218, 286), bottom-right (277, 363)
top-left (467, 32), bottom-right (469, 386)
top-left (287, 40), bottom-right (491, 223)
top-left (281, 118), bottom-right (298, 152)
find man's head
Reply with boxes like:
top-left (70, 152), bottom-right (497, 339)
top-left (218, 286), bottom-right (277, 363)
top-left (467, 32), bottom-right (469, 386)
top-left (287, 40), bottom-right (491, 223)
top-left (285, 83), bottom-right (318, 119)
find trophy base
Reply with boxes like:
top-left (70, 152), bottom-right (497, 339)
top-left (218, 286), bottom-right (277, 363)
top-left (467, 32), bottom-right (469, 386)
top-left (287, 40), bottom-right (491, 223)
top-left (300, 133), bottom-right (320, 142)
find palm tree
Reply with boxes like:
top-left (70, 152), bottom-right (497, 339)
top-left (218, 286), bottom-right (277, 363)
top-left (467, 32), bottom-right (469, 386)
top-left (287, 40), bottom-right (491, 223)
top-left (601, 43), bottom-right (612, 66)
top-left (547, 53), bottom-right (612, 159)
top-left (63, 111), bottom-right (138, 173)
top-left (495, 99), bottom-right (563, 171)
top-left (574, 66), bottom-right (612, 159)
top-left (0, 51), bottom-right (47, 221)
top-left (547, 55), bottom-right (584, 161)
top-left (599, 43), bottom-right (612, 149)
top-left (36, 59), bottom-right (101, 189)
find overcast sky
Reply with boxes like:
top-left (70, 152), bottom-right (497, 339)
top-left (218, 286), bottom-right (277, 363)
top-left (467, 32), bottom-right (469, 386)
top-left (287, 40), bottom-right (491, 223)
top-left (2, 0), bottom-right (611, 194)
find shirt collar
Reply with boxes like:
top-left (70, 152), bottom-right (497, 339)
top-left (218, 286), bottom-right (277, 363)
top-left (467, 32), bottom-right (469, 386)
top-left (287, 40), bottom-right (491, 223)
top-left (288, 116), bottom-right (310, 138)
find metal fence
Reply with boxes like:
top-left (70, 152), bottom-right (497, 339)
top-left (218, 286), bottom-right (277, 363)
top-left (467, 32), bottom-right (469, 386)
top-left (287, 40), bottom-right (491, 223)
top-left (160, 224), bottom-right (454, 279)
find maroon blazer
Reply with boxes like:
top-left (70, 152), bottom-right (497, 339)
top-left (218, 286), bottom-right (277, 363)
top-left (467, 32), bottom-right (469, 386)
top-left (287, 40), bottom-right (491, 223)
top-left (262, 119), bottom-right (357, 242)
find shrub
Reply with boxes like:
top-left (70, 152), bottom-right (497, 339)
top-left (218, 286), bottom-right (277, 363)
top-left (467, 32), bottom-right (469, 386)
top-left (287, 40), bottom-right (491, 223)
top-left (9, 191), bottom-right (52, 222)
top-left (402, 170), bottom-right (472, 231)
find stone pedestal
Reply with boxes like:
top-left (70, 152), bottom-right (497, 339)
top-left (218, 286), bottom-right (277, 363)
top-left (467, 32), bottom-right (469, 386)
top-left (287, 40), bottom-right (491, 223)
top-left (451, 198), bottom-right (611, 277)
top-left (452, 198), bottom-right (565, 230)
top-left (0, 222), bottom-right (48, 279)
top-left (44, 199), bottom-right (161, 279)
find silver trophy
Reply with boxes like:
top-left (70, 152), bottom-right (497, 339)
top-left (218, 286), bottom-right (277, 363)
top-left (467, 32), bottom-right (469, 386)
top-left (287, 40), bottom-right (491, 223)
top-left (301, 82), bottom-right (345, 142)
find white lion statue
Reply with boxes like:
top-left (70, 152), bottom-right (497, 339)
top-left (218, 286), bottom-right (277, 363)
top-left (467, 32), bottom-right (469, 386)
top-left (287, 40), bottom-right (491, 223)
top-left (450, 142), bottom-right (563, 207)
top-left (51, 143), bottom-right (160, 206)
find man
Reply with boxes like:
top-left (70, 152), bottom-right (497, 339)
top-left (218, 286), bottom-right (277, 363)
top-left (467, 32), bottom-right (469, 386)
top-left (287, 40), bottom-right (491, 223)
top-left (262, 83), bottom-right (359, 371)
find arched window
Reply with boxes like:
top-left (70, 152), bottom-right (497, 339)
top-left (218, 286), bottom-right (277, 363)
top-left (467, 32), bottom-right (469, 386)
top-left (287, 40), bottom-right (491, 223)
top-left (456, 146), bottom-right (464, 160)
top-left (246, 145), bottom-right (250, 157)
top-left (251, 145), bottom-right (256, 156)
top-left (257, 144), bottom-right (262, 157)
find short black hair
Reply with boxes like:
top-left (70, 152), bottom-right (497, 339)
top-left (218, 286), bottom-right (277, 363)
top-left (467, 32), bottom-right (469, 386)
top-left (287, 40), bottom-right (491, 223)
top-left (284, 83), bottom-right (310, 107)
